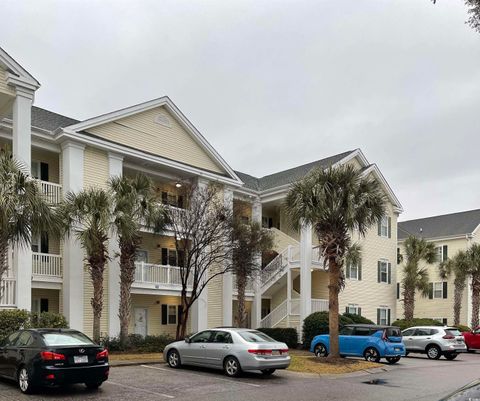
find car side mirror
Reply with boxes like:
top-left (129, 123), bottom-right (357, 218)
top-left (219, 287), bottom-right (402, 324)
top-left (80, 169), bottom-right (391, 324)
top-left (185, 337), bottom-right (191, 343)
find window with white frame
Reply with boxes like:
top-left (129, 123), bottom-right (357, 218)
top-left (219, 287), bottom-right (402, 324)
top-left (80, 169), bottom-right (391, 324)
top-left (31, 161), bottom-right (41, 179)
top-left (347, 304), bottom-right (359, 315)
top-left (435, 247), bottom-right (443, 263)
top-left (378, 308), bottom-right (388, 325)
top-left (433, 282), bottom-right (443, 299)
top-left (135, 250), bottom-right (148, 263)
top-left (162, 304), bottom-right (180, 325)
top-left (380, 216), bottom-right (389, 237)
top-left (379, 261), bottom-right (388, 283)
top-left (349, 264), bottom-right (359, 280)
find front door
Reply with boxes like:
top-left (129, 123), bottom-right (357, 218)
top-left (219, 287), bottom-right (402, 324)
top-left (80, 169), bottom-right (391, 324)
top-left (134, 308), bottom-right (148, 337)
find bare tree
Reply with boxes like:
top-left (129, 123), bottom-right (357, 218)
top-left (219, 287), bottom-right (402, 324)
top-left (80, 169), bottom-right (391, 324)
top-left (167, 183), bottom-right (234, 340)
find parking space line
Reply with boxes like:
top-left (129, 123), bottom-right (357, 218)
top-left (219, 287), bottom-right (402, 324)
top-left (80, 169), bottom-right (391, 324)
top-left (106, 379), bottom-right (175, 399)
top-left (141, 364), bottom-right (262, 388)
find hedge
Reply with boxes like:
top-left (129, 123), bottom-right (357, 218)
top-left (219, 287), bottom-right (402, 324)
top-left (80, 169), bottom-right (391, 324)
top-left (0, 309), bottom-right (69, 340)
top-left (257, 327), bottom-right (298, 348)
top-left (454, 324), bottom-right (471, 333)
top-left (101, 334), bottom-right (174, 353)
top-left (302, 311), bottom-right (354, 349)
top-left (342, 313), bottom-right (374, 325)
top-left (391, 318), bottom-right (444, 331)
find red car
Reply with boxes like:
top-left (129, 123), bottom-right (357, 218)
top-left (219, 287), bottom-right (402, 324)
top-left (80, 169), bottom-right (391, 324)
top-left (462, 327), bottom-right (480, 352)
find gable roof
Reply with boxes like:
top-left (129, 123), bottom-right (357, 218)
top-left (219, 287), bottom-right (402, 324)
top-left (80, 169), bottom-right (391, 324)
top-left (398, 209), bottom-right (480, 240)
top-left (236, 150), bottom-right (355, 191)
top-left (5, 106), bottom-right (80, 132)
top-left (0, 46), bottom-right (40, 89)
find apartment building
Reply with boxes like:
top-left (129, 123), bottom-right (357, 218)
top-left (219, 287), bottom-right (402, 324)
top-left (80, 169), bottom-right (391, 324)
top-left (397, 209), bottom-right (480, 326)
top-left (0, 46), bottom-right (402, 339)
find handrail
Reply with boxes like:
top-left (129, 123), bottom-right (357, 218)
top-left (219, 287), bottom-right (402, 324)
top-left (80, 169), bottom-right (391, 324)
top-left (32, 253), bottom-right (63, 277)
top-left (260, 299), bottom-right (288, 328)
top-left (134, 262), bottom-right (193, 287)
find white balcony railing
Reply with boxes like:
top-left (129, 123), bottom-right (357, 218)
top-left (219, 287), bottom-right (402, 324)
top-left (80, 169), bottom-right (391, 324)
top-left (311, 298), bottom-right (329, 313)
top-left (0, 277), bottom-right (16, 307)
top-left (37, 180), bottom-right (62, 204)
top-left (32, 253), bottom-right (63, 278)
top-left (134, 262), bottom-right (193, 287)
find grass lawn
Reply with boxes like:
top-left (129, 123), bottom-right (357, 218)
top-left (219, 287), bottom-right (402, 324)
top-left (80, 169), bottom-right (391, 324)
top-left (109, 352), bottom-right (163, 362)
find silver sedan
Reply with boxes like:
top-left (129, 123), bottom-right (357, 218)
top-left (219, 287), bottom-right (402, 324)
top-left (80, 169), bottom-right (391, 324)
top-left (163, 328), bottom-right (291, 377)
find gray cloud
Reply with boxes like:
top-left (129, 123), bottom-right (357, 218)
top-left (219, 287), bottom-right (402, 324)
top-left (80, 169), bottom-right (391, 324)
top-left (1, 0), bottom-right (479, 220)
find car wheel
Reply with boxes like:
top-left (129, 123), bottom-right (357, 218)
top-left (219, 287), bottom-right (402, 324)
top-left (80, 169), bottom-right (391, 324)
top-left (426, 345), bottom-right (441, 360)
top-left (224, 356), bottom-right (242, 378)
top-left (18, 367), bottom-right (35, 394)
top-left (314, 343), bottom-right (328, 357)
top-left (405, 352), bottom-right (409, 357)
top-left (167, 349), bottom-right (181, 368)
top-left (85, 381), bottom-right (103, 390)
top-left (364, 347), bottom-right (380, 363)
top-left (261, 368), bottom-right (276, 376)
top-left (386, 356), bottom-right (401, 364)
top-left (467, 347), bottom-right (475, 353)
top-left (444, 353), bottom-right (458, 360)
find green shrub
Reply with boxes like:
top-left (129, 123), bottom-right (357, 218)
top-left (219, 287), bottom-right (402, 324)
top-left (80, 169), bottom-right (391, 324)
top-left (31, 312), bottom-right (69, 329)
top-left (302, 311), bottom-right (354, 348)
top-left (257, 328), bottom-right (298, 348)
top-left (391, 318), bottom-right (444, 330)
top-left (101, 334), bottom-right (174, 353)
top-left (342, 313), bottom-right (375, 325)
top-left (454, 324), bottom-right (471, 333)
top-left (0, 309), bottom-right (31, 339)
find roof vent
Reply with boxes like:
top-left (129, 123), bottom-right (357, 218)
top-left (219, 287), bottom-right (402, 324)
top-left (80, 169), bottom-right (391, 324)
top-left (154, 113), bottom-right (171, 128)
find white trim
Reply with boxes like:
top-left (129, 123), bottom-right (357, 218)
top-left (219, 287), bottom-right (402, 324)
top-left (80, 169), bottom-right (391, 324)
top-left (0, 46), bottom-right (40, 88)
top-left (62, 96), bottom-right (243, 185)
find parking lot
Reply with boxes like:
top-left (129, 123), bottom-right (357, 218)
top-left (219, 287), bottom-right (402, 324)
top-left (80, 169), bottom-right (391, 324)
top-left (0, 353), bottom-right (479, 401)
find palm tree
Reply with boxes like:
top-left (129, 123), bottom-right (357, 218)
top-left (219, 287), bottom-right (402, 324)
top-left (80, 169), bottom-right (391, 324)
top-left (284, 165), bottom-right (386, 359)
top-left (400, 236), bottom-right (437, 321)
top-left (60, 188), bottom-right (112, 343)
top-left (468, 244), bottom-right (480, 328)
top-left (0, 148), bottom-right (59, 289)
top-left (439, 250), bottom-right (469, 326)
top-left (110, 174), bottom-right (166, 346)
top-left (231, 219), bottom-right (273, 327)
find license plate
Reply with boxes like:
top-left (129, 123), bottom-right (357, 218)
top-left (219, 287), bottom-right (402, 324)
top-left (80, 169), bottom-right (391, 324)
top-left (74, 355), bottom-right (88, 364)
top-left (271, 350), bottom-right (280, 356)
top-left (394, 347), bottom-right (401, 352)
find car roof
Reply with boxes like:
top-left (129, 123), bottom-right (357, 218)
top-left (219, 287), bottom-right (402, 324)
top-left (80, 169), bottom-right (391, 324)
top-left (25, 328), bottom-right (82, 334)
top-left (402, 326), bottom-right (447, 330)
top-left (213, 327), bottom-right (259, 333)
top-left (344, 324), bottom-right (399, 329)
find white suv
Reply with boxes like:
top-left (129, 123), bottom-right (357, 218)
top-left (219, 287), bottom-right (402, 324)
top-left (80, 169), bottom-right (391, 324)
top-left (402, 326), bottom-right (467, 360)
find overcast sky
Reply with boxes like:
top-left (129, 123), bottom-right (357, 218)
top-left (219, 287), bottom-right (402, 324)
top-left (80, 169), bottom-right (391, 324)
top-left (1, 0), bottom-right (479, 221)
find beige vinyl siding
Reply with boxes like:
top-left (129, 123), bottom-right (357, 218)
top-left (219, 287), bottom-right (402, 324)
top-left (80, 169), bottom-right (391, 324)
top-left (82, 146), bottom-right (110, 337)
top-left (31, 148), bottom-right (60, 183)
top-left (87, 106), bottom-right (225, 175)
top-left (396, 237), bottom-right (471, 326)
top-left (279, 208), bottom-right (299, 241)
top-left (311, 271), bottom-right (329, 299)
top-left (271, 285), bottom-right (287, 311)
top-left (31, 289), bottom-right (61, 314)
top-left (0, 67), bottom-right (15, 96)
top-left (339, 202), bottom-right (398, 324)
top-left (129, 294), bottom-right (191, 337)
top-left (233, 200), bottom-right (252, 222)
top-left (269, 228), bottom-right (299, 253)
top-left (138, 233), bottom-right (177, 265)
top-left (207, 264), bottom-right (223, 328)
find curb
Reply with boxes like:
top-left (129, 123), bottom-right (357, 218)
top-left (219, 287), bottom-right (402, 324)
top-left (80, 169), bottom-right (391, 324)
top-left (110, 360), bottom-right (166, 367)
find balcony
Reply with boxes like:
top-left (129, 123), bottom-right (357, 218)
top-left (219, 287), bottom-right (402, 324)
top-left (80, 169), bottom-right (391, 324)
top-left (36, 180), bottom-right (62, 204)
top-left (0, 277), bottom-right (16, 307)
top-left (134, 262), bottom-right (193, 290)
top-left (32, 252), bottom-right (63, 283)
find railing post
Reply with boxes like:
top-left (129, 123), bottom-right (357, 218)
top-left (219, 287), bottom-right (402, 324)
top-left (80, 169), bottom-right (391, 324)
top-left (167, 266), bottom-right (171, 284)
top-left (141, 262), bottom-right (145, 282)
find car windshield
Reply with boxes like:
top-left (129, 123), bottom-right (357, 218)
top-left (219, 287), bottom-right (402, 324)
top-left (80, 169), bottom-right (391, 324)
top-left (386, 328), bottom-right (402, 337)
top-left (238, 330), bottom-right (276, 343)
top-left (446, 329), bottom-right (461, 337)
top-left (42, 332), bottom-right (94, 346)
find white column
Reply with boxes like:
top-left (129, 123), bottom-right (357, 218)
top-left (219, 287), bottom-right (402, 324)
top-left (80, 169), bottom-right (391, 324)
top-left (190, 178), bottom-right (208, 332)
top-left (251, 198), bottom-right (262, 329)
top-left (108, 152), bottom-right (123, 337)
top-left (61, 141), bottom-right (85, 331)
top-left (299, 221), bottom-right (312, 339)
top-left (222, 187), bottom-right (233, 326)
top-left (12, 89), bottom-right (34, 310)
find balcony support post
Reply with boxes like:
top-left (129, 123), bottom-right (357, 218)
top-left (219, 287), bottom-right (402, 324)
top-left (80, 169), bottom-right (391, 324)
top-left (222, 187), bottom-right (233, 326)
top-left (299, 221), bottom-right (312, 341)
top-left (251, 197), bottom-right (262, 329)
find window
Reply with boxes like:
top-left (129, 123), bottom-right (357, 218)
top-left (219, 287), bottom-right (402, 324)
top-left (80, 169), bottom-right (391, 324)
top-left (161, 248), bottom-right (184, 267)
top-left (402, 329), bottom-right (414, 336)
top-left (429, 282), bottom-right (448, 299)
top-left (135, 250), bottom-right (148, 263)
top-left (212, 331), bottom-right (233, 344)
top-left (2, 332), bottom-right (20, 347)
top-left (16, 332), bottom-right (34, 347)
top-left (378, 215), bottom-right (391, 238)
top-left (32, 298), bottom-right (49, 314)
top-left (377, 307), bottom-right (390, 325)
top-left (30, 160), bottom-right (49, 181)
top-left (339, 326), bottom-right (354, 335)
top-left (161, 304), bottom-right (180, 325)
top-left (435, 245), bottom-right (448, 262)
top-left (346, 304), bottom-right (360, 315)
top-left (191, 331), bottom-right (213, 343)
top-left (31, 233), bottom-right (49, 254)
top-left (346, 261), bottom-right (362, 280)
top-left (378, 260), bottom-right (391, 284)
top-left (42, 332), bottom-right (94, 346)
top-left (262, 216), bottom-right (273, 229)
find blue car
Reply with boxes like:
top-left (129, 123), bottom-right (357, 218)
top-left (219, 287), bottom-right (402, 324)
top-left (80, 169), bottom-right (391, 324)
top-left (310, 324), bottom-right (405, 364)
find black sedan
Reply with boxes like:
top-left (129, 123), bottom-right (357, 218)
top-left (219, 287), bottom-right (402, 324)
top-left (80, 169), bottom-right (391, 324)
top-left (0, 328), bottom-right (109, 394)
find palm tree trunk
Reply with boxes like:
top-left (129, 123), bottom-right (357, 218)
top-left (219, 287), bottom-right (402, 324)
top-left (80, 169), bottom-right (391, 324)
top-left (236, 273), bottom-right (248, 327)
top-left (0, 241), bottom-right (8, 300)
top-left (453, 279), bottom-right (465, 326)
top-left (327, 257), bottom-right (341, 360)
top-left (471, 274), bottom-right (480, 328)
top-left (89, 254), bottom-right (106, 344)
top-left (403, 286), bottom-right (415, 321)
top-left (119, 241), bottom-right (137, 347)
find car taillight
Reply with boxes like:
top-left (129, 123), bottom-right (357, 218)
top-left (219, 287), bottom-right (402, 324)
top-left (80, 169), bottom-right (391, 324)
top-left (382, 332), bottom-right (388, 341)
top-left (41, 351), bottom-right (66, 361)
top-left (443, 335), bottom-right (455, 340)
top-left (96, 349), bottom-right (109, 360)
top-left (248, 349), bottom-right (273, 355)
top-left (280, 349), bottom-right (289, 355)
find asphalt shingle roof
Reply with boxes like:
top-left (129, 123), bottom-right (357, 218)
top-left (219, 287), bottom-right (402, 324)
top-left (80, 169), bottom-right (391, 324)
top-left (235, 150), bottom-right (355, 191)
top-left (398, 209), bottom-right (480, 240)
top-left (5, 106), bottom-right (79, 132)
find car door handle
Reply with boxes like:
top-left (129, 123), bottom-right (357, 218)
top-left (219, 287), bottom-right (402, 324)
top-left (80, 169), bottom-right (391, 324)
top-left (200, 345), bottom-right (207, 349)
top-left (222, 346), bottom-right (231, 350)
top-left (426, 338), bottom-right (431, 340)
